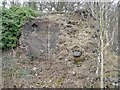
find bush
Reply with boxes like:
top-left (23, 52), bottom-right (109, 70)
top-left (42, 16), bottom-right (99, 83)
top-left (1, 6), bottom-right (38, 51)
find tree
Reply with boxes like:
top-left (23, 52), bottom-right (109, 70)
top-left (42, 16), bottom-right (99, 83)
top-left (94, 2), bottom-right (117, 88)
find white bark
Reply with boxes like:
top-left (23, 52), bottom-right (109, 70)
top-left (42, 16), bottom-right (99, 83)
top-left (100, 2), bottom-right (104, 88)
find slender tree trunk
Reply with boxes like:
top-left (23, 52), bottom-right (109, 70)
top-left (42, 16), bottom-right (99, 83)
top-left (100, 2), bottom-right (104, 89)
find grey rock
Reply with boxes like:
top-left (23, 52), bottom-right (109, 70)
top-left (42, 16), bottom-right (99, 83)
top-left (20, 18), bottom-right (60, 60)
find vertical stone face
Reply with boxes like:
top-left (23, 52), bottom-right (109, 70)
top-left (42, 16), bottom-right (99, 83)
top-left (20, 18), bottom-right (60, 60)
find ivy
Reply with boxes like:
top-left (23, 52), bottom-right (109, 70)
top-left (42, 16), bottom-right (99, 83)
top-left (1, 6), bottom-right (39, 51)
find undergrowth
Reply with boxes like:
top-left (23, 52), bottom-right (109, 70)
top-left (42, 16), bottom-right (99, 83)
top-left (1, 6), bottom-right (39, 51)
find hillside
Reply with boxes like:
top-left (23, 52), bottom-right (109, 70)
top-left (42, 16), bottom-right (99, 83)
top-left (2, 13), bottom-right (118, 88)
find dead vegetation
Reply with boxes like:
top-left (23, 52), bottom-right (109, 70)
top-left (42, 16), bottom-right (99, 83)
top-left (2, 13), bottom-right (118, 88)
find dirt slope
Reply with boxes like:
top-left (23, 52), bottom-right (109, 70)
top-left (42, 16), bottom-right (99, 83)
top-left (2, 14), bottom-right (118, 88)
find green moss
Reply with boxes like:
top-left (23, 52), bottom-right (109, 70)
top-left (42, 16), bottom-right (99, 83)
top-left (55, 76), bottom-right (65, 86)
top-left (74, 58), bottom-right (81, 65)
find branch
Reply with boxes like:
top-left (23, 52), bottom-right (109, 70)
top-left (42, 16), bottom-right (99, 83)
top-left (103, 23), bottom-right (118, 50)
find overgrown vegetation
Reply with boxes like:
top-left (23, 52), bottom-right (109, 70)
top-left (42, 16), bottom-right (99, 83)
top-left (1, 6), bottom-right (39, 51)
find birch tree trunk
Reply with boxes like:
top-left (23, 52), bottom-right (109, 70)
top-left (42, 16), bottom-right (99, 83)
top-left (99, 2), bottom-right (104, 88)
